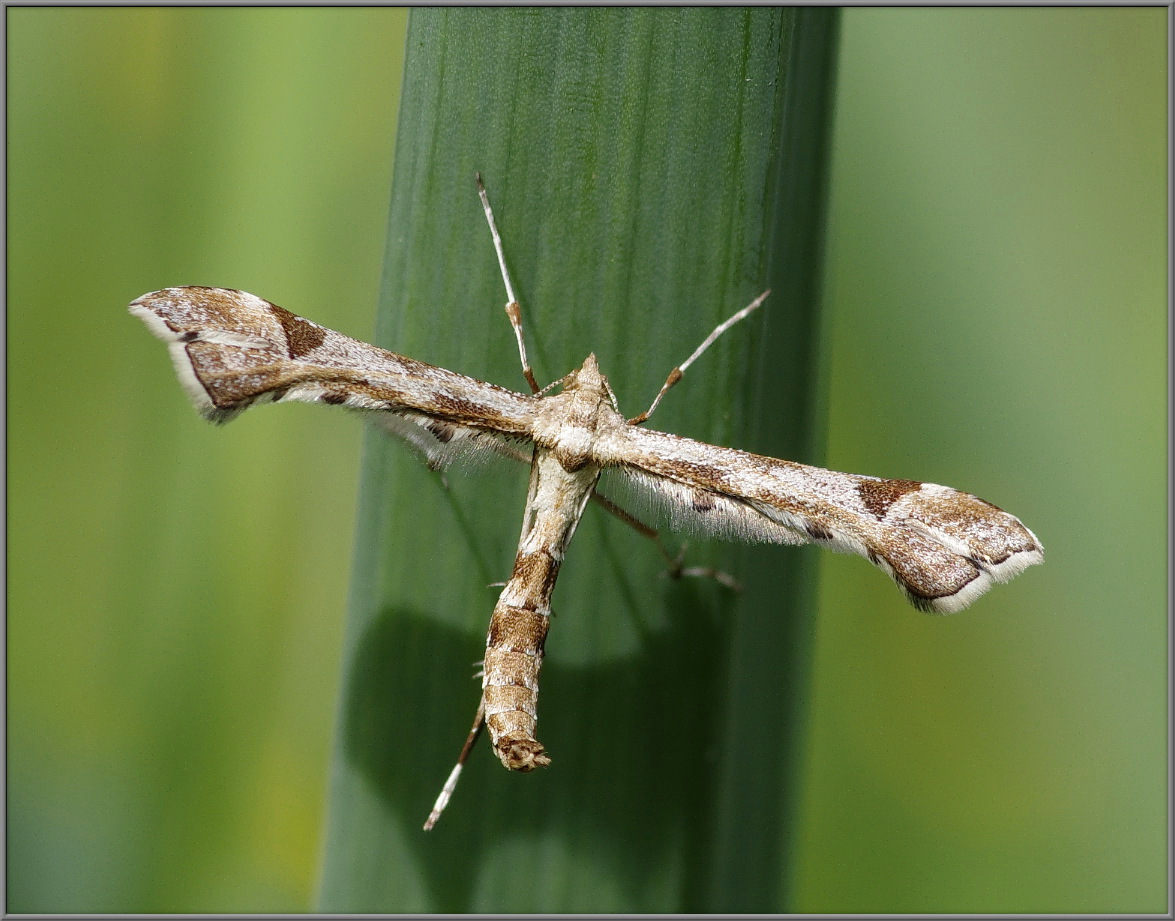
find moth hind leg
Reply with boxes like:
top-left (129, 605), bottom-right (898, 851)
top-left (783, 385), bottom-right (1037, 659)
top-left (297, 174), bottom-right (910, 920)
top-left (590, 490), bottom-right (742, 591)
top-left (424, 695), bottom-right (487, 831)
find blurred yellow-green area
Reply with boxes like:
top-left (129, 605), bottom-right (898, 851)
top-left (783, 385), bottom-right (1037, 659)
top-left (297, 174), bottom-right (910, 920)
top-left (7, 7), bottom-right (1166, 914)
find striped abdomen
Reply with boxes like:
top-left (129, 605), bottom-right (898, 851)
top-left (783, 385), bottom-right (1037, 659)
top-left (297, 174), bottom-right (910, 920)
top-left (482, 449), bottom-right (599, 770)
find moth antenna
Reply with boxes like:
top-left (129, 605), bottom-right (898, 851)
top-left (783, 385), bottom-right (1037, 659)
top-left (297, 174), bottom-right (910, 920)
top-left (476, 172), bottom-right (540, 394)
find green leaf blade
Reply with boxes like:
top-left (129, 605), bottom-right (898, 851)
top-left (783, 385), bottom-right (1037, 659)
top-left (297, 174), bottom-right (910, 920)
top-left (319, 8), bottom-right (838, 913)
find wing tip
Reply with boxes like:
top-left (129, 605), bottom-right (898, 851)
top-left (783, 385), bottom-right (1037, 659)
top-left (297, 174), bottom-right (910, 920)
top-left (909, 543), bottom-right (1044, 614)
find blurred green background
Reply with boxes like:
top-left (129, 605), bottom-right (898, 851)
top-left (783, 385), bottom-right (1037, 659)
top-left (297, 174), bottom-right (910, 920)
top-left (7, 7), bottom-right (1166, 914)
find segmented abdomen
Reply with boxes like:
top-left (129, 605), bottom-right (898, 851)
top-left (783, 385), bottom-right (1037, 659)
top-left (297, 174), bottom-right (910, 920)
top-left (481, 446), bottom-right (598, 771)
top-left (482, 597), bottom-right (552, 770)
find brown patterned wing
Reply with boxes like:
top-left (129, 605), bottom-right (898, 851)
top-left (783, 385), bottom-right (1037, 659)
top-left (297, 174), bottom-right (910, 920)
top-left (130, 286), bottom-right (539, 468)
top-left (599, 425), bottom-right (1043, 613)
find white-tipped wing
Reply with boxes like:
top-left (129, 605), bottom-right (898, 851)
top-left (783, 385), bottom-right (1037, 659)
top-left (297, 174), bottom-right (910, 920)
top-left (599, 425), bottom-right (1043, 613)
top-left (130, 286), bottom-right (538, 469)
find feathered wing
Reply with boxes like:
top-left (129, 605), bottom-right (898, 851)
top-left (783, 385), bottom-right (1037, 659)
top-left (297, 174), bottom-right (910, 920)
top-left (599, 425), bottom-right (1043, 613)
top-left (130, 287), bottom-right (538, 469)
top-left (131, 286), bottom-right (1043, 611)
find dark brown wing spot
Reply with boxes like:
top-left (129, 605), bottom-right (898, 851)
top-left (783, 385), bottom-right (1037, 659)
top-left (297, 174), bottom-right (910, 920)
top-left (426, 421), bottom-right (455, 443)
top-left (270, 304), bottom-right (326, 359)
top-left (805, 522), bottom-right (833, 541)
top-left (857, 478), bottom-right (923, 519)
top-left (692, 491), bottom-right (716, 512)
top-left (322, 391), bottom-right (347, 405)
top-left (683, 461), bottom-right (725, 485)
top-left (432, 393), bottom-right (495, 420)
top-left (905, 568), bottom-right (982, 612)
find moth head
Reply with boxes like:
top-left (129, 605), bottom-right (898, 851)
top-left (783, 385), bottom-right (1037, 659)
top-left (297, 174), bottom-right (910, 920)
top-left (563, 353), bottom-right (605, 392)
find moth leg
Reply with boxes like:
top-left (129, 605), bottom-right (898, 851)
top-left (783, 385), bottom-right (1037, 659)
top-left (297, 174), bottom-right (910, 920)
top-left (658, 540), bottom-right (744, 592)
top-left (476, 172), bottom-right (540, 395)
top-left (628, 289), bottom-right (771, 425)
top-left (590, 490), bottom-right (741, 591)
top-left (424, 694), bottom-right (487, 831)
